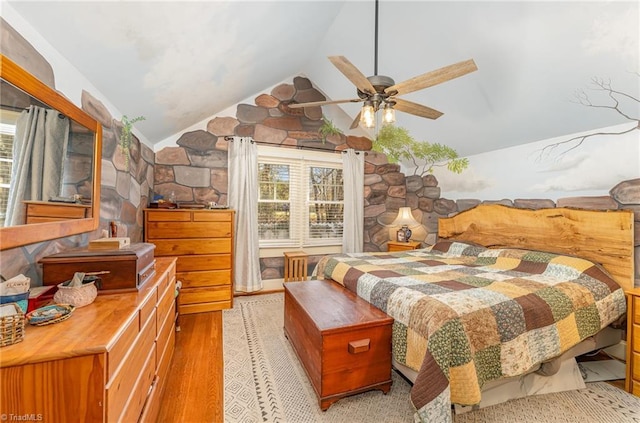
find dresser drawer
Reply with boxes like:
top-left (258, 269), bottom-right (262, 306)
top-left (106, 310), bottom-right (157, 420)
top-left (180, 285), bottom-right (232, 305)
top-left (634, 297), bottom-right (640, 325)
top-left (158, 319), bottom-right (176, 375)
top-left (139, 287), bottom-right (158, 330)
top-left (118, 345), bottom-right (157, 423)
top-left (179, 301), bottom-right (232, 314)
top-left (193, 211), bottom-right (233, 222)
top-left (156, 302), bottom-right (175, 368)
top-left (146, 210), bottom-right (191, 222)
top-left (107, 313), bottom-right (139, 380)
top-left (633, 379), bottom-right (640, 397)
top-left (138, 376), bottom-right (160, 423)
top-left (146, 222), bottom-right (232, 239)
top-left (633, 350), bottom-right (640, 381)
top-left (26, 202), bottom-right (89, 219)
top-left (157, 282), bottom-right (175, 330)
top-left (176, 254), bottom-right (231, 272)
top-left (178, 269), bottom-right (231, 288)
top-left (152, 239), bottom-right (232, 256)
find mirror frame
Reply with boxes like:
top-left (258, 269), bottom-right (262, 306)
top-left (0, 54), bottom-right (102, 250)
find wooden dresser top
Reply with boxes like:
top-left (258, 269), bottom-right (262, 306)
top-left (0, 257), bottom-right (176, 368)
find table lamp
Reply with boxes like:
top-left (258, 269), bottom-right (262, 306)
top-left (391, 207), bottom-right (420, 242)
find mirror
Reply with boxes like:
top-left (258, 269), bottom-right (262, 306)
top-left (0, 54), bottom-right (102, 250)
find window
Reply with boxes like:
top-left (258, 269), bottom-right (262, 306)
top-left (258, 146), bottom-right (343, 248)
top-left (0, 115), bottom-right (18, 227)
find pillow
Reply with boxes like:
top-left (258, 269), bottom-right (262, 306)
top-left (428, 239), bottom-right (487, 256)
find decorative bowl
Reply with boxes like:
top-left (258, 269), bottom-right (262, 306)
top-left (53, 280), bottom-right (97, 308)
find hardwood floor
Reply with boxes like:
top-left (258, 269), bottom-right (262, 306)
top-left (157, 311), bottom-right (224, 423)
top-left (156, 306), bottom-right (628, 421)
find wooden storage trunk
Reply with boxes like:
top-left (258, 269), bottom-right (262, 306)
top-left (283, 279), bottom-right (393, 410)
top-left (40, 243), bottom-right (156, 292)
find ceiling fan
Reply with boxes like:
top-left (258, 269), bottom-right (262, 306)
top-left (288, 0), bottom-right (478, 129)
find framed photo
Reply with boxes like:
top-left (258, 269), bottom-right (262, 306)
top-left (396, 228), bottom-right (406, 242)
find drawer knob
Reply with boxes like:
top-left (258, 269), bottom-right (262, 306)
top-left (348, 339), bottom-right (370, 354)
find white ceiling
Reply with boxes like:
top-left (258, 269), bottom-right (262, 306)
top-left (6, 0), bottom-right (639, 157)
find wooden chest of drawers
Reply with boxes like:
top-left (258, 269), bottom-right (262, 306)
top-left (144, 209), bottom-right (235, 314)
top-left (627, 287), bottom-right (640, 396)
top-left (283, 279), bottom-right (393, 410)
top-left (0, 257), bottom-right (177, 423)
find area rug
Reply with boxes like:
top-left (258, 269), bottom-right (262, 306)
top-left (223, 293), bottom-right (640, 423)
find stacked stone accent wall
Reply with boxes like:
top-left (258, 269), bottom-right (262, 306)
top-left (153, 76), bottom-right (372, 203)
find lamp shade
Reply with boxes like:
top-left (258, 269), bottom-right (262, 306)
top-left (391, 207), bottom-right (420, 228)
top-left (360, 102), bottom-right (376, 128)
top-left (382, 103), bottom-right (395, 124)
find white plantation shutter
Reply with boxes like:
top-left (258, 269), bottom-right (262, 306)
top-left (305, 162), bottom-right (343, 245)
top-left (257, 146), bottom-right (343, 248)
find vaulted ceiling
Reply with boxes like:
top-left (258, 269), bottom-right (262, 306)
top-left (6, 1), bottom-right (638, 157)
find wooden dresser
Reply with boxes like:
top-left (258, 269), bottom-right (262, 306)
top-left (0, 257), bottom-right (177, 423)
top-left (627, 287), bottom-right (640, 396)
top-left (144, 209), bottom-right (235, 314)
top-left (24, 200), bottom-right (92, 224)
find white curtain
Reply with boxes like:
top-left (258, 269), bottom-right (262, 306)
top-left (228, 137), bottom-right (263, 293)
top-left (341, 149), bottom-right (364, 253)
top-left (6, 106), bottom-right (69, 226)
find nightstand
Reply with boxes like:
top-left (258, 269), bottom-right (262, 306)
top-left (626, 287), bottom-right (640, 396)
top-left (387, 240), bottom-right (422, 252)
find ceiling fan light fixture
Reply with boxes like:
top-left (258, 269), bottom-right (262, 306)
top-left (361, 101), bottom-right (376, 128)
top-left (382, 102), bottom-right (396, 125)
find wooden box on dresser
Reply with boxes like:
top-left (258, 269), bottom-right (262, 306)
top-left (627, 287), bottom-right (640, 396)
top-left (0, 257), bottom-right (177, 423)
top-left (144, 208), bottom-right (235, 314)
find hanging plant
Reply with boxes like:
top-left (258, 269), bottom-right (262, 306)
top-left (318, 116), bottom-right (343, 143)
top-left (119, 115), bottom-right (145, 169)
top-left (373, 125), bottom-right (468, 176)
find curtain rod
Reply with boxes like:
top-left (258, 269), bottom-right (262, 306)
top-left (223, 136), bottom-right (365, 154)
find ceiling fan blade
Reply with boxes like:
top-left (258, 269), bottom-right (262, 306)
top-left (287, 98), bottom-right (363, 109)
top-left (393, 98), bottom-right (443, 120)
top-left (385, 59), bottom-right (478, 96)
top-left (328, 56), bottom-right (376, 95)
top-left (349, 111), bottom-right (362, 130)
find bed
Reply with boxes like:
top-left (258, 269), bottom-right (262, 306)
top-left (314, 205), bottom-right (634, 422)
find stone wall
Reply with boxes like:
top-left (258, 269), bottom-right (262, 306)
top-left (154, 75), bottom-right (639, 287)
top-left (0, 23), bottom-right (154, 285)
top-left (152, 76), bottom-right (372, 202)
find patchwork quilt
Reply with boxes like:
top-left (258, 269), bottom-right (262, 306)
top-left (314, 240), bottom-right (627, 422)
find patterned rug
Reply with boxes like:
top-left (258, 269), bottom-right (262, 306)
top-left (223, 293), bottom-right (640, 423)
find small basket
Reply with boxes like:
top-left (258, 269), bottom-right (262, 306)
top-left (0, 303), bottom-right (25, 347)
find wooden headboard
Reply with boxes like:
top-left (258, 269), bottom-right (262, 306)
top-left (438, 204), bottom-right (635, 292)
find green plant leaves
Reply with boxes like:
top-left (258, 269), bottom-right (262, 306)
top-left (373, 125), bottom-right (468, 175)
